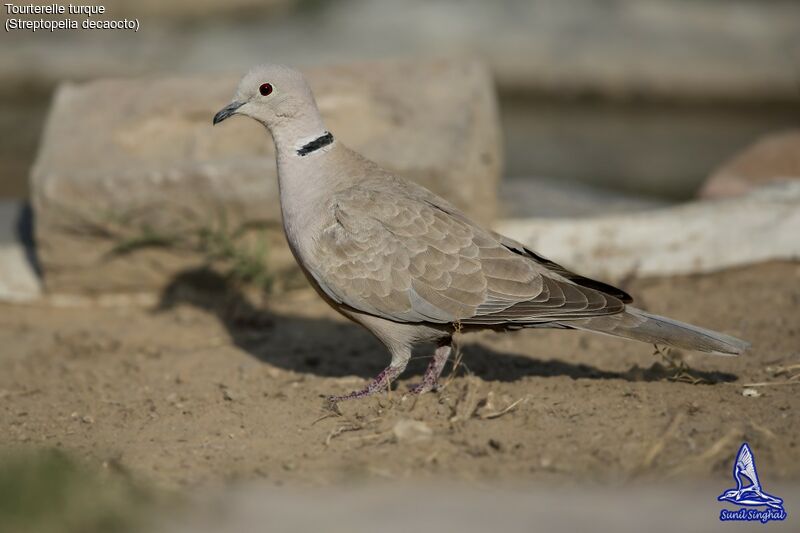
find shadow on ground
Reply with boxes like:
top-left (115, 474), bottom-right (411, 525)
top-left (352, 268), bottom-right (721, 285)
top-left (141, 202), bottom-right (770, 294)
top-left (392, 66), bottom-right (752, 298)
top-left (156, 268), bottom-right (737, 385)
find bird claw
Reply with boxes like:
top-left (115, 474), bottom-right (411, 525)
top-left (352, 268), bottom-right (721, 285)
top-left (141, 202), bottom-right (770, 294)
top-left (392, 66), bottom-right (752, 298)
top-left (321, 398), bottom-right (344, 415)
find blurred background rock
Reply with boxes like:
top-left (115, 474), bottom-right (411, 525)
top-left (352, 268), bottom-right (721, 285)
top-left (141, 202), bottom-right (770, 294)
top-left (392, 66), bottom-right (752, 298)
top-left (2, 0), bottom-right (798, 201)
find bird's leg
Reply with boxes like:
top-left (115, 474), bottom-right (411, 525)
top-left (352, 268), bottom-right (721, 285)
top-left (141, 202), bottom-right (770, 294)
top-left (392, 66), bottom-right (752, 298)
top-left (409, 342), bottom-right (452, 395)
top-left (327, 347), bottom-right (410, 403)
top-left (327, 365), bottom-right (402, 403)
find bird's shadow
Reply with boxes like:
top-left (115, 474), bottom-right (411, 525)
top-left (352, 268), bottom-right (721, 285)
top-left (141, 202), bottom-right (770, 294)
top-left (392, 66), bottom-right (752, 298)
top-left (155, 268), bottom-right (737, 385)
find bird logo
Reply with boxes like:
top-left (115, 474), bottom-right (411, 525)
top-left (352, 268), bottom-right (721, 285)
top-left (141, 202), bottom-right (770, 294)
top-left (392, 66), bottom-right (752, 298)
top-left (718, 443), bottom-right (786, 522)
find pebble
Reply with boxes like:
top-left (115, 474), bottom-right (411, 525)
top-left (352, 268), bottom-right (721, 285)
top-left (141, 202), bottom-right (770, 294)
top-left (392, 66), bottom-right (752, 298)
top-left (392, 419), bottom-right (433, 443)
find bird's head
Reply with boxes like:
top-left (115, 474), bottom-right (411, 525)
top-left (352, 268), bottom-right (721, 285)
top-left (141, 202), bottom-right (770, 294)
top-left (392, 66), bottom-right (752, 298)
top-left (213, 64), bottom-right (318, 129)
top-left (718, 489), bottom-right (737, 502)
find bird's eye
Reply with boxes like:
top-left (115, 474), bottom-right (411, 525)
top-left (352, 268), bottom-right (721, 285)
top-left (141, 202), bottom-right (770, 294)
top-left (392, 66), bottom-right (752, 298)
top-left (259, 83), bottom-right (273, 96)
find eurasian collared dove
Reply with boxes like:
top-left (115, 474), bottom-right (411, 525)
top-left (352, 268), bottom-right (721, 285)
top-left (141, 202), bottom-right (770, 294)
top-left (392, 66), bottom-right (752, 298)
top-left (213, 65), bottom-right (748, 402)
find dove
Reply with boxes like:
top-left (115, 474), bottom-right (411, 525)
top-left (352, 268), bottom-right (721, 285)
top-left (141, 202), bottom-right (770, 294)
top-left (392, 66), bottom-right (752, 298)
top-left (213, 64), bottom-right (748, 402)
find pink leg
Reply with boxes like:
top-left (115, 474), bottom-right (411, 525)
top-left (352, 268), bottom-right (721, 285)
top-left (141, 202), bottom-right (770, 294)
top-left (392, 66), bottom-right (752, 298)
top-left (327, 365), bottom-right (403, 403)
top-left (409, 344), bottom-right (452, 395)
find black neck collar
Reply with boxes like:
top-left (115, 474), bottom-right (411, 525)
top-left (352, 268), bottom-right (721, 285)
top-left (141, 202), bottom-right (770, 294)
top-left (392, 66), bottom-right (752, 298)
top-left (296, 131), bottom-right (334, 156)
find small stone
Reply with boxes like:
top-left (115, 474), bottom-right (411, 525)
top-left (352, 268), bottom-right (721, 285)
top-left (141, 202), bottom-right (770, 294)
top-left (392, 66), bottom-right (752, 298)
top-left (223, 388), bottom-right (238, 402)
top-left (265, 367), bottom-right (282, 379)
top-left (392, 419), bottom-right (433, 443)
top-left (81, 415), bottom-right (94, 424)
top-left (742, 388), bottom-right (761, 398)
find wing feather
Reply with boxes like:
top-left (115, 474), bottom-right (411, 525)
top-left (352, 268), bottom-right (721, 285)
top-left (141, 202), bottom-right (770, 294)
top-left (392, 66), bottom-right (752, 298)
top-left (310, 182), bottom-right (626, 325)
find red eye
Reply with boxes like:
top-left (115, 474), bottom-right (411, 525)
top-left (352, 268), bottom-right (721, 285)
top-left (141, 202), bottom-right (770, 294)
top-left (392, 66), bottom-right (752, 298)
top-left (259, 83), bottom-right (273, 96)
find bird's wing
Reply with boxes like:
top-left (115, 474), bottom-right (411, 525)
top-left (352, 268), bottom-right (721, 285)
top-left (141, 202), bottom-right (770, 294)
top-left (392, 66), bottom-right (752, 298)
top-left (310, 183), bottom-right (625, 325)
top-left (490, 232), bottom-right (633, 303)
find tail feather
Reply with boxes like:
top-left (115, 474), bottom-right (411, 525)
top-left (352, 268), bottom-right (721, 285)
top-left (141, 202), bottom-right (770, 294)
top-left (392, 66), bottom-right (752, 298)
top-left (571, 306), bottom-right (749, 356)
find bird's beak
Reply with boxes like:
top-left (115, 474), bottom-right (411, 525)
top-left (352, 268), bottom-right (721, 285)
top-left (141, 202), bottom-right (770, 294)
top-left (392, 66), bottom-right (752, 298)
top-left (213, 101), bottom-right (244, 125)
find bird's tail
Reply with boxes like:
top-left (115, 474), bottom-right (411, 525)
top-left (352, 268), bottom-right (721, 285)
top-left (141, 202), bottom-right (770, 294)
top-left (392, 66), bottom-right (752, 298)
top-left (570, 306), bottom-right (749, 355)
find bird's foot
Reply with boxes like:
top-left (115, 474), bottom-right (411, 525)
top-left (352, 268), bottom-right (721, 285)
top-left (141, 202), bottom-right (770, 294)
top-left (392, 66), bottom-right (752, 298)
top-left (327, 365), bottom-right (402, 404)
top-left (408, 344), bottom-right (452, 395)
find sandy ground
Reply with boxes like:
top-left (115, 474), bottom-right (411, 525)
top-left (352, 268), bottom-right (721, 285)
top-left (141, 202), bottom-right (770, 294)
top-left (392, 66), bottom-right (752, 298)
top-left (0, 262), bottom-right (798, 491)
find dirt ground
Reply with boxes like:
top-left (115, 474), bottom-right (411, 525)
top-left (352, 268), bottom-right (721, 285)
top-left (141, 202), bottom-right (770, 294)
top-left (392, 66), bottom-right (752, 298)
top-left (0, 261), bottom-right (798, 490)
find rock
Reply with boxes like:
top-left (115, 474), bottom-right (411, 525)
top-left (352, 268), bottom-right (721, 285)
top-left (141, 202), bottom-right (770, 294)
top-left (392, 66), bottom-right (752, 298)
top-left (222, 388), bottom-right (245, 402)
top-left (700, 130), bottom-right (800, 199)
top-left (496, 182), bottom-right (800, 281)
top-left (0, 200), bottom-right (41, 302)
top-left (31, 59), bottom-right (501, 294)
top-left (392, 419), bottom-right (433, 443)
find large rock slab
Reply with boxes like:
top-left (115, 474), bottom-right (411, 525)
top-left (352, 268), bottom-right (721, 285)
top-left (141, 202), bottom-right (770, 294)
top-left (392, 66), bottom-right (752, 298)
top-left (496, 182), bottom-right (800, 281)
top-left (31, 59), bottom-right (502, 294)
top-left (700, 130), bottom-right (800, 199)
